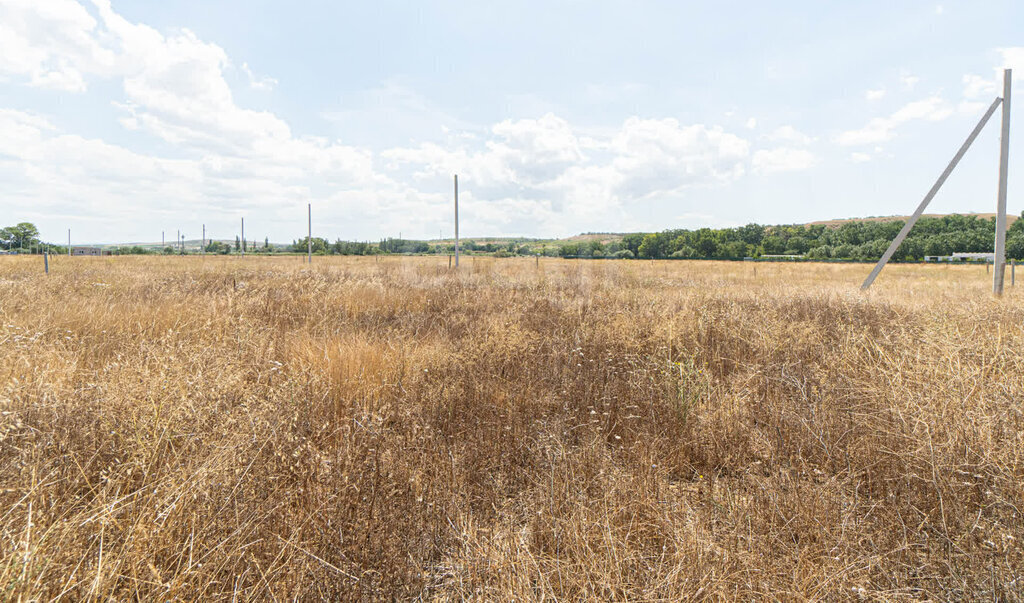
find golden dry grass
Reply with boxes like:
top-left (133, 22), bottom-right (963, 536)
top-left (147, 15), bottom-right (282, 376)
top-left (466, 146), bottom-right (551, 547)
top-left (1, 255), bottom-right (1022, 600)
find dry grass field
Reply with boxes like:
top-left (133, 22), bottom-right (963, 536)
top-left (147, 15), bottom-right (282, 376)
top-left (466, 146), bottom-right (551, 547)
top-left (1, 255), bottom-right (1022, 600)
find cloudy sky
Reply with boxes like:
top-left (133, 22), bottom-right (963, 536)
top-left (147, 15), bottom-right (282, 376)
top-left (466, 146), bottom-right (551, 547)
top-left (1, 0), bottom-right (1022, 244)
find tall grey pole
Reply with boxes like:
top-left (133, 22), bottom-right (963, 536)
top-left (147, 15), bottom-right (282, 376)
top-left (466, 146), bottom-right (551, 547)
top-left (994, 69), bottom-right (1012, 295)
top-left (862, 97), bottom-right (1002, 290)
top-left (307, 203), bottom-right (312, 264)
top-left (454, 174), bottom-right (460, 268)
top-left (241, 217), bottom-right (245, 258)
top-left (177, 229), bottom-right (180, 253)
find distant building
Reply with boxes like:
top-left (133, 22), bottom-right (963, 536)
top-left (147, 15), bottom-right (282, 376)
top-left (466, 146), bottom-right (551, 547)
top-left (72, 247), bottom-right (105, 256)
top-left (925, 252), bottom-right (995, 262)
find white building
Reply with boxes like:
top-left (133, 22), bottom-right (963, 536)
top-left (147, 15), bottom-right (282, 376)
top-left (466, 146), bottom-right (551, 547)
top-left (924, 252), bottom-right (995, 262)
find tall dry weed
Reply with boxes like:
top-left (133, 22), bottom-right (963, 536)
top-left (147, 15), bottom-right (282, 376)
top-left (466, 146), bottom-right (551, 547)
top-left (0, 255), bottom-right (1021, 599)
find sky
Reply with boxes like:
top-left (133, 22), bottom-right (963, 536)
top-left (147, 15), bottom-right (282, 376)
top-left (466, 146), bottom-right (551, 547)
top-left (0, 0), bottom-right (1022, 244)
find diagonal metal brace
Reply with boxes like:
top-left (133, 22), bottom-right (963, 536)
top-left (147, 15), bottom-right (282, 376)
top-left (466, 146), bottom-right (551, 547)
top-left (861, 96), bottom-right (1003, 290)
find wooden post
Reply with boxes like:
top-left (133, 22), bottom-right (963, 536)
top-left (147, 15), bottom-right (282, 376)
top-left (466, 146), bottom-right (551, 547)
top-left (454, 175), bottom-right (460, 268)
top-left (307, 203), bottom-right (312, 264)
top-left (862, 97), bottom-right (1002, 290)
top-left (994, 69), bottom-right (1012, 295)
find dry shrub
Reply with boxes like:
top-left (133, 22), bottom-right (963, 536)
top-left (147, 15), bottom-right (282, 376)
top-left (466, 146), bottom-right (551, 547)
top-left (0, 255), bottom-right (1021, 600)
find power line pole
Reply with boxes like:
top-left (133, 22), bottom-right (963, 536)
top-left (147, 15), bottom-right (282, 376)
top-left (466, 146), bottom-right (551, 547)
top-left (307, 203), bottom-right (312, 264)
top-left (861, 97), bottom-right (1002, 290)
top-left (454, 174), bottom-right (460, 268)
top-left (241, 217), bottom-right (245, 258)
top-left (994, 68), bottom-right (1012, 295)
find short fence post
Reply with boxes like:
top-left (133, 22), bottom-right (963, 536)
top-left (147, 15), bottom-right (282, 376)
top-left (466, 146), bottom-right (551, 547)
top-left (43, 251), bottom-right (49, 274)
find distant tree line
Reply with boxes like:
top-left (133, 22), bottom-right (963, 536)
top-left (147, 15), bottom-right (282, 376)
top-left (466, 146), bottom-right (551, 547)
top-left (618, 214), bottom-right (1024, 261)
top-left (5, 215), bottom-right (1024, 261)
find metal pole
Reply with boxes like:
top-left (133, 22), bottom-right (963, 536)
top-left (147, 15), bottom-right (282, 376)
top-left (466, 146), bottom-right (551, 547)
top-left (241, 217), bottom-right (245, 258)
top-left (43, 250), bottom-right (48, 274)
top-left (994, 69), bottom-right (1012, 295)
top-left (307, 203), bottom-right (312, 264)
top-left (862, 97), bottom-right (1003, 290)
top-left (454, 174), bottom-right (459, 267)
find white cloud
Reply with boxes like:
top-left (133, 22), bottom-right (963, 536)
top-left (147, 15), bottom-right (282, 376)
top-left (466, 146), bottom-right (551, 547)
top-left (901, 73), bottom-right (920, 89)
top-left (935, 5), bottom-right (944, 15)
top-left (962, 73), bottom-right (997, 99)
top-left (751, 147), bottom-right (817, 174)
top-left (998, 47), bottom-right (1024, 71)
top-left (384, 115), bottom-right (752, 223)
top-left (959, 48), bottom-right (1022, 105)
top-left (0, 0), bottom-right (116, 92)
top-left (836, 97), bottom-right (952, 146)
top-left (242, 62), bottom-right (277, 91)
top-left (865, 88), bottom-right (886, 101)
top-left (745, 117), bottom-right (757, 129)
top-left (850, 152), bottom-right (871, 163)
top-left (768, 125), bottom-right (813, 145)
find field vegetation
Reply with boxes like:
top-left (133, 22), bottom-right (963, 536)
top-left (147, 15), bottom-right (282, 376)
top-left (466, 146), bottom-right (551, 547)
top-left (1, 255), bottom-right (1022, 599)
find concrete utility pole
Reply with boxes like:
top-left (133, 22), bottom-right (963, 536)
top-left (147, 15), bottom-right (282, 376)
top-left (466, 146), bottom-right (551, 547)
top-left (241, 217), bottom-right (245, 258)
top-left (994, 69), bottom-right (1012, 295)
top-left (861, 97), bottom-right (1002, 290)
top-left (454, 174), bottom-right (460, 267)
top-left (307, 203), bottom-right (312, 264)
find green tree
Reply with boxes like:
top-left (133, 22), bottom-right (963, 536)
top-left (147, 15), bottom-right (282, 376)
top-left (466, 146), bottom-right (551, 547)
top-left (637, 234), bottom-right (665, 258)
top-left (235, 236), bottom-right (241, 251)
top-left (693, 229), bottom-right (719, 257)
top-left (1, 222), bottom-right (40, 250)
